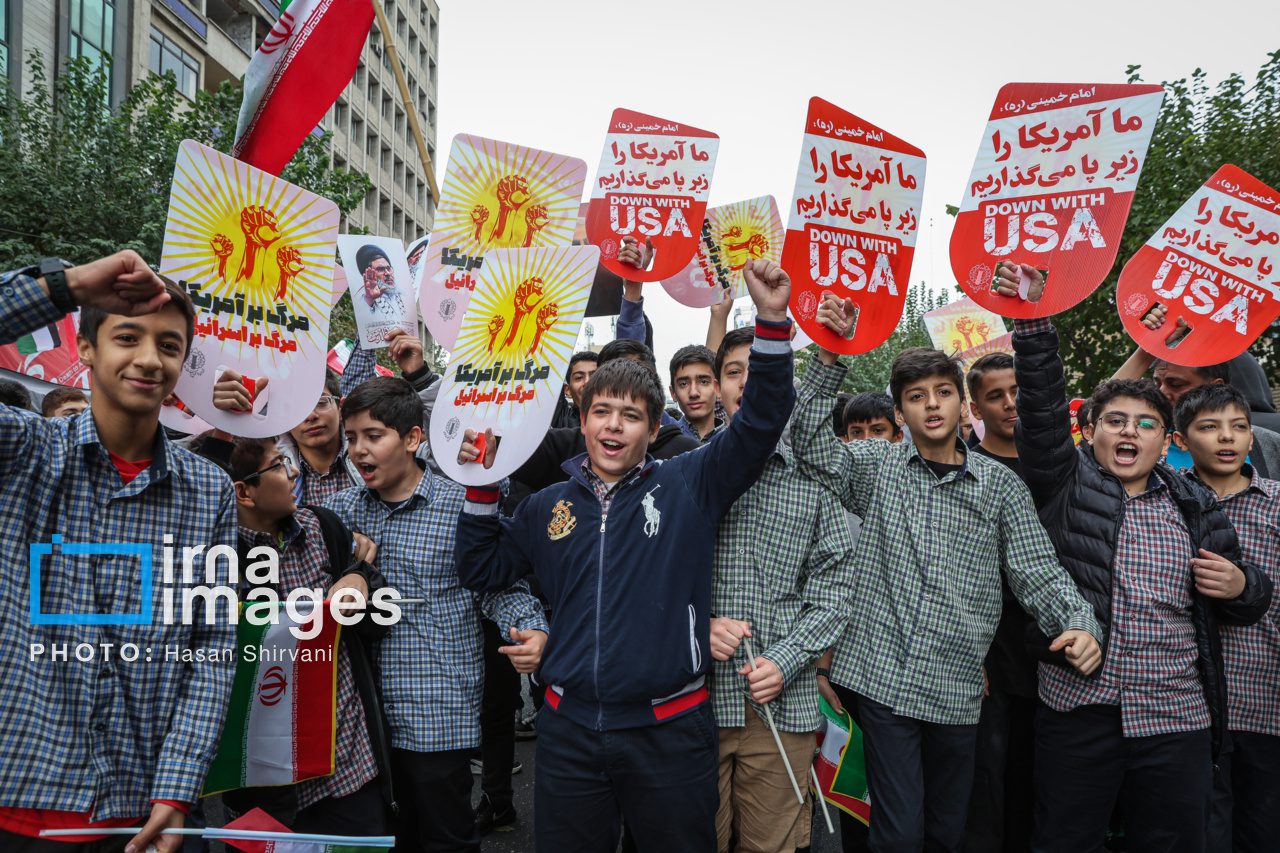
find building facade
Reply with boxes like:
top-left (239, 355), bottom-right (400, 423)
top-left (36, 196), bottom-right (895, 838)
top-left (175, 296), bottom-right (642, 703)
top-left (1, 0), bottom-right (438, 238)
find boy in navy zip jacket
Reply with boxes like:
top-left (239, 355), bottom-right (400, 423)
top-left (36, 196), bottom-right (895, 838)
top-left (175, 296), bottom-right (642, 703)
top-left (455, 259), bottom-right (795, 853)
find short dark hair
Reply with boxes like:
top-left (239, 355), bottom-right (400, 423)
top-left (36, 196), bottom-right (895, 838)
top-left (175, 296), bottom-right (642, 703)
top-left (844, 392), bottom-right (899, 433)
top-left (1075, 398), bottom-right (1093, 433)
top-left (341, 376), bottom-right (424, 436)
top-left (569, 351), bottom-right (598, 372)
top-left (1153, 359), bottom-right (1231, 383)
top-left (598, 338), bottom-right (657, 373)
top-left (324, 369), bottom-right (342, 397)
top-left (715, 327), bottom-right (754, 380)
top-left (229, 436), bottom-right (278, 483)
top-left (669, 344), bottom-right (716, 385)
top-left (1175, 384), bottom-right (1252, 434)
top-left (1088, 378), bottom-right (1173, 432)
top-left (41, 387), bottom-right (87, 417)
top-left (889, 348), bottom-right (965, 408)
top-left (0, 378), bottom-right (33, 411)
top-left (966, 352), bottom-right (1015, 398)
top-left (580, 358), bottom-right (664, 427)
top-left (79, 275), bottom-right (196, 357)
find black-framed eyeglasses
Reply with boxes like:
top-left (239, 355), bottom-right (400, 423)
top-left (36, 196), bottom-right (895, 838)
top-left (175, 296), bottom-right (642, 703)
top-left (243, 456), bottom-right (297, 483)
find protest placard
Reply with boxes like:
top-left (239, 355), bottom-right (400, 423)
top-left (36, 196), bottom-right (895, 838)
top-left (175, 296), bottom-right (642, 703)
top-left (158, 140), bottom-right (338, 437)
top-left (586, 108), bottom-right (718, 282)
top-left (0, 312), bottom-right (88, 389)
top-left (923, 296), bottom-right (1008, 355)
top-left (951, 83), bottom-right (1164, 317)
top-left (782, 98), bottom-right (926, 354)
top-left (662, 196), bottom-right (783, 308)
top-left (430, 246), bottom-right (599, 485)
top-left (1116, 164), bottom-right (1280, 365)
top-left (418, 134), bottom-right (586, 348)
top-left (337, 235), bottom-right (417, 349)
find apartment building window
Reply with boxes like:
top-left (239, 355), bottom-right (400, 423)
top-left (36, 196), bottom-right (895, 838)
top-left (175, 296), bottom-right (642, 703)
top-left (379, 194), bottom-right (391, 228)
top-left (148, 28), bottom-right (199, 99)
top-left (381, 92), bottom-right (392, 123)
top-left (380, 142), bottom-right (391, 174)
top-left (1, 0), bottom-right (9, 80)
top-left (393, 155), bottom-right (404, 186)
top-left (70, 0), bottom-right (116, 73)
top-left (351, 113), bottom-right (365, 145)
top-left (334, 99), bottom-right (349, 135)
top-left (365, 129), bottom-right (377, 159)
top-left (396, 11), bottom-right (406, 40)
top-left (394, 107), bottom-right (404, 136)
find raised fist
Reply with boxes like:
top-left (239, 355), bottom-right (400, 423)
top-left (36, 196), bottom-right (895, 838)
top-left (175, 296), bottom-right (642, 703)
top-left (743, 258), bottom-right (791, 323)
top-left (471, 205), bottom-right (490, 241)
top-left (211, 234), bottom-right (233, 280)
top-left (486, 314), bottom-right (505, 353)
top-left (529, 302), bottom-right (558, 354)
top-left (491, 175), bottom-right (530, 241)
top-left (522, 204), bottom-right (550, 248)
top-left (236, 205), bottom-right (280, 283)
top-left (503, 276), bottom-right (545, 348)
top-left (721, 225), bottom-right (743, 240)
top-left (274, 245), bottom-right (304, 301)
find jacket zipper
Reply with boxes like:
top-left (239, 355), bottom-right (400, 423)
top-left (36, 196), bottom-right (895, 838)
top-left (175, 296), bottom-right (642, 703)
top-left (594, 510), bottom-right (607, 730)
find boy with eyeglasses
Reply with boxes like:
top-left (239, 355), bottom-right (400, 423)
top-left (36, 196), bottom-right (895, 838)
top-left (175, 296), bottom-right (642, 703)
top-left (998, 261), bottom-right (1273, 852)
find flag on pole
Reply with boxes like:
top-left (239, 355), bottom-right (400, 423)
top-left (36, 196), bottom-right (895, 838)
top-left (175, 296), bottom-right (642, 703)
top-left (202, 604), bottom-right (342, 795)
top-left (232, 0), bottom-right (374, 176)
top-left (220, 808), bottom-right (392, 853)
top-left (812, 695), bottom-right (872, 825)
top-left (15, 322), bottom-right (61, 355)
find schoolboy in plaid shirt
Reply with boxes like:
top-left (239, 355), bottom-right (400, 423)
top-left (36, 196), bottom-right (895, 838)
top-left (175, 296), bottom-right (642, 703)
top-left (322, 377), bottom-right (547, 853)
top-left (1173, 383), bottom-right (1280, 853)
top-left (999, 262), bottom-right (1271, 852)
top-left (0, 252), bottom-right (236, 853)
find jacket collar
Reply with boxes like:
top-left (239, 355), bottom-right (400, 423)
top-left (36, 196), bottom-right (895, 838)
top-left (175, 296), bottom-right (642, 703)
top-left (904, 436), bottom-right (975, 482)
top-left (562, 452), bottom-right (656, 490)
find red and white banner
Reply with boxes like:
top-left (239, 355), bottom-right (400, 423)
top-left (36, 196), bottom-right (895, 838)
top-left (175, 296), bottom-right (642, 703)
top-left (661, 196), bottom-right (783, 308)
top-left (951, 83), bottom-right (1164, 317)
top-left (0, 313), bottom-right (89, 388)
top-left (1116, 165), bottom-right (1280, 366)
top-left (782, 98), bottom-right (926, 354)
top-left (586, 108), bottom-right (718, 282)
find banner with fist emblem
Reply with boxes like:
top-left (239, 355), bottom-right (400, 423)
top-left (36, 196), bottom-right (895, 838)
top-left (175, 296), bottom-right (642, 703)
top-left (430, 246), bottom-right (599, 486)
top-left (159, 140), bottom-right (339, 437)
top-left (417, 134), bottom-right (586, 349)
top-left (661, 196), bottom-right (784, 308)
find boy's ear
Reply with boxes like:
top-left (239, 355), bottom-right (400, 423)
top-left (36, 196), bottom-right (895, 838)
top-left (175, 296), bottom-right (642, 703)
top-left (403, 424), bottom-right (424, 453)
top-left (894, 407), bottom-right (905, 427)
top-left (76, 333), bottom-right (94, 366)
top-left (1082, 423), bottom-right (1094, 444)
top-left (234, 480), bottom-right (256, 509)
top-left (1172, 430), bottom-right (1189, 452)
top-left (648, 418), bottom-right (662, 442)
top-left (969, 400), bottom-right (984, 421)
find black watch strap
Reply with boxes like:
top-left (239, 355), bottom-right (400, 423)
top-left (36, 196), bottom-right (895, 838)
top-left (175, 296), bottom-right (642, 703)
top-left (815, 667), bottom-right (831, 679)
top-left (38, 258), bottom-right (76, 313)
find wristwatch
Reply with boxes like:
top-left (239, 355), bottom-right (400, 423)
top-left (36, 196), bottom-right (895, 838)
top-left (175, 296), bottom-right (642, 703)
top-left (37, 258), bottom-right (76, 313)
top-left (815, 667), bottom-right (831, 680)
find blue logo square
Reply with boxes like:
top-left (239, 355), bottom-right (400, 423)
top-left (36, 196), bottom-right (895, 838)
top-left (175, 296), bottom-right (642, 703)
top-left (29, 535), bottom-right (154, 626)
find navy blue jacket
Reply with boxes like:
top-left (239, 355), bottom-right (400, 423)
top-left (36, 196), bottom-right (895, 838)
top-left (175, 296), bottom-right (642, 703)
top-left (456, 328), bottom-right (795, 730)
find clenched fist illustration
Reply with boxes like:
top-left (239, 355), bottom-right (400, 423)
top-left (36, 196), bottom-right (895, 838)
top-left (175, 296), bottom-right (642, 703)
top-left (503, 276), bottom-right (545, 348)
top-left (211, 234), bottom-right (234, 280)
top-left (522, 204), bottom-right (550, 248)
top-left (528, 302), bottom-right (559, 354)
top-left (491, 175), bottom-right (530, 241)
top-left (274, 246), bottom-right (304, 301)
top-left (471, 205), bottom-right (490, 242)
top-left (486, 315), bottom-right (505, 353)
top-left (236, 205), bottom-right (280, 283)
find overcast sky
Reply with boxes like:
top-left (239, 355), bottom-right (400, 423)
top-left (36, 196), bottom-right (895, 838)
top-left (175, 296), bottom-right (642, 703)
top-left (431, 0), bottom-right (1278, 375)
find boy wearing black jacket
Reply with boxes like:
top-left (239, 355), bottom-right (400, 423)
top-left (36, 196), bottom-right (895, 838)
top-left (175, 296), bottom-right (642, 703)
top-left (455, 259), bottom-right (795, 852)
top-left (997, 262), bottom-right (1273, 852)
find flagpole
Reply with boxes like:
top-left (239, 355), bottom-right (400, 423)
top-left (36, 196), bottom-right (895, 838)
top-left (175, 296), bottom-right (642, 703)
top-left (370, 0), bottom-right (440, 206)
top-left (810, 764), bottom-right (836, 834)
top-left (742, 637), bottom-right (805, 805)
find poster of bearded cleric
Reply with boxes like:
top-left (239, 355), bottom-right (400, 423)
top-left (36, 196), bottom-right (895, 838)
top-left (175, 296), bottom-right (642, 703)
top-left (337, 235), bottom-right (419, 349)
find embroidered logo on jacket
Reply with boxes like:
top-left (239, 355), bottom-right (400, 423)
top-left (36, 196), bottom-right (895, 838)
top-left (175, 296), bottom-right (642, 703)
top-left (642, 485), bottom-right (662, 538)
top-left (547, 500), bottom-right (577, 541)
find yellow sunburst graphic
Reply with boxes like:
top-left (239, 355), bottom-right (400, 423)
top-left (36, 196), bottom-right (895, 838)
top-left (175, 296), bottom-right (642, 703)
top-left (450, 247), bottom-right (594, 421)
top-left (159, 141), bottom-right (338, 362)
top-left (708, 196), bottom-right (784, 297)
top-left (435, 135), bottom-right (586, 255)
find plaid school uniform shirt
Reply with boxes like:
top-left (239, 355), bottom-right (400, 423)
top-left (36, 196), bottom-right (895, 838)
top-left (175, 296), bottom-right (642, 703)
top-left (789, 359), bottom-right (1100, 726)
top-left (237, 510), bottom-right (377, 806)
top-left (324, 468), bottom-right (547, 752)
top-left (711, 435), bottom-right (855, 733)
top-left (0, 269), bottom-right (238, 818)
top-left (1190, 467), bottom-right (1280, 736)
top-left (1037, 479), bottom-right (1211, 737)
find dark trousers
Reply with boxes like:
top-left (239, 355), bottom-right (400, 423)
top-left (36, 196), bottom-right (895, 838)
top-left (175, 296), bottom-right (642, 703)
top-left (390, 747), bottom-right (479, 853)
top-left (1032, 703), bottom-right (1211, 853)
top-left (295, 777), bottom-right (389, 836)
top-left (1208, 730), bottom-right (1280, 853)
top-left (0, 830), bottom-right (128, 853)
top-left (534, 702), bottom-right (718, 853)
top-left (965, 687), bottom-right (1036, 853)
top-left (829, 681), bottom-right (871, 853)
top-left (855, 692), bottom-right (977, 853)
top-left (479, 619), bottom-right (521, 808)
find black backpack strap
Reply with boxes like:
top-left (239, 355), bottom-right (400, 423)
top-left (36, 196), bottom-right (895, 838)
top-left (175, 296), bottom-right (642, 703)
top-left (304, 504), bottom-right (354, 581)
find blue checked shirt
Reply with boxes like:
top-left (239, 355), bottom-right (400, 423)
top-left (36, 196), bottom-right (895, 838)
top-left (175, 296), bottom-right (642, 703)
top-left (324, 467), bottom-right (547, 752)
top-left (0, 270), bottom-right (238, 818)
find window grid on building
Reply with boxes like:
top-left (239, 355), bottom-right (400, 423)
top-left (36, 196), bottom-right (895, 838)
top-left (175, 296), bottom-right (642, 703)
top-left (147, 26), bottom-right (199, 99)
top-left (69, 0), bottom-right (116, 73)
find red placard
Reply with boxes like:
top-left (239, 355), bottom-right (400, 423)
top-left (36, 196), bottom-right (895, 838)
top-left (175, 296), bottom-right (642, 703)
top-left (781, 98), bottom-right (926, 354)
top-left (951, 83), bottom-right (1164, 317)
top-left (1116, 165), bottom-right (1280, 366)
top-left (0, 313), bottom-right (89, 388)
top-left (586, 108), bottom-right (718, 282)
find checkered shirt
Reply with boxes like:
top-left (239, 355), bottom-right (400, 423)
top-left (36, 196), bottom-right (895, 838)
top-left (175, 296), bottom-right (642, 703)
top-left (237, 510), bottom-right (377, 806)
top-left (323, 467), bottom-right (547, 752)
top-left (711, 435), bottom-right (855, 733)
top-left (1191, 468), bottom-right (1280, 736)
top-left (0, 269), bottom-right (238, 818)
top-left (581, 459), bottom-right (645, 511)
top-left (297, 452), bottom-right (357, 506)
top-left (1039, 479), bottom-right (1211, 737)
top-left (790, 358), bottom-right (1100, 726)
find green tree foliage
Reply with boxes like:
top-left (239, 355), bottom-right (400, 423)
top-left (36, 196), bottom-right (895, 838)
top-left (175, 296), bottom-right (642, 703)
top-left (1035, 51), bottom-right (1280, 393)
top-left (0, 53), bottom-right (374, 350)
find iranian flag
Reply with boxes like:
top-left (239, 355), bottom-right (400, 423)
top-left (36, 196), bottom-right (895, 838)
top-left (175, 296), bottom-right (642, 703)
top-left (233, 0), bottom-right (374, 176)
top-left (220, 808), bottom-right (392, 852)
top-left (813, 695), bottom-right (872, 824)
top-left (202, 603), bottom-right (342, 795)
top-left (15, 322), bottom-right (60, 355)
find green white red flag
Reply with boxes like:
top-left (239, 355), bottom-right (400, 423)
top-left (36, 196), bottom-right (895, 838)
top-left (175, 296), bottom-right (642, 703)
top-left (812, 695), bottom-right (871, 824)
top-left (233, 0), bottom-right (373, 175)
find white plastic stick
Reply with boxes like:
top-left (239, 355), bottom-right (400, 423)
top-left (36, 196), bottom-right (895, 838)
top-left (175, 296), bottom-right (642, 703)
top-left (40, 827), bottom-right (395, 846)
top-left (743, 637), bottom-right (805, 805)
top-left (811, 763), bottom-right (836, 834)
